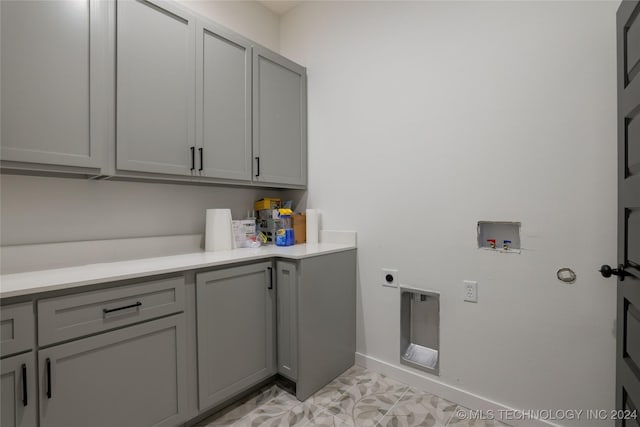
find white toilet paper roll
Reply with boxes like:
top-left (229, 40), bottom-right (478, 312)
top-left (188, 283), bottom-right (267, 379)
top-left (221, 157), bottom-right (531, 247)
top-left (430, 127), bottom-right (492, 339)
top-left (306, 209), bottom-right (319, 244)
top-left (205, 209), bottom-right (235, 252)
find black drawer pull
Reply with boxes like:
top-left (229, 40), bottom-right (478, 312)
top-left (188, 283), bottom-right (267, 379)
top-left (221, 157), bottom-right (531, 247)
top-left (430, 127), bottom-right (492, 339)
top-left (190, 146), bottom-right (195, 171)
top-left (46, 358), bottom-right (51, 399)
top-left (255, 157), bottom-right (260, 177)
top-left (103, 301), bottom-right (142, 315)
top-left (21, 363), bottom-right (27, 406)
top-left (199, 147), bottom-right (203, 171)
top-left (267, 266), bottom-right (273, 290)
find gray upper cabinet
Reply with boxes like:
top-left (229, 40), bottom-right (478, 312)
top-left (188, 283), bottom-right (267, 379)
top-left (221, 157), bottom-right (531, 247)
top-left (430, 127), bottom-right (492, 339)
top-left (2, 0), bottom-right (308, 188)
top-left (0, 0), bottom-right (111, 169)
top-left (116, 0), bottom-right (196, 176)
top-left (38, 314), bottom-right (186, 427)
top-left (196, 20), bottom-right (252, 181)
top-left (195, 262), bottom-right (276, 410)
top-left (253, 47), bottom-right (307, 187)
top-left (1, 353), bottom-right (37, 427)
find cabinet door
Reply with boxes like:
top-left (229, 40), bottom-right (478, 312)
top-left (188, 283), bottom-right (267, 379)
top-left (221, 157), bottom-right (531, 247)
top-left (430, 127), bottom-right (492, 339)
top-left (1, 0), bottom-right (110, 169)
top-left (276, 261), bottom-right (298, 381)
top-left (196, 20), bottom-right (252, 181)
top-left (252, 47), bottom-right (307, 186)
top-left (195, 262), bottom-right (276, 410)
top-left (117, 0), bottom-right (196, 176)
top-left (1, 353), bottom-right (37, 427)
top-left (38, 314), bottom-right (186, 427)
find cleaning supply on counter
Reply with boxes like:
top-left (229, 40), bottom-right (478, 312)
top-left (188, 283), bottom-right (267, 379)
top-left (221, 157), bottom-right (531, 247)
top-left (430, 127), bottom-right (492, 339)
top-left (257, 218), bottom-right (280, 244)
top-left (205, 209), bottom-right (234, 252)
top-left (254, 198), bottom-right (281, 211)
top-left (254, 198), bottom-right (284, 244)
top-left (306, 209), bottom-right (319, 244)
top-left (232, 219), bottom-right (258, 248)
top-left (275, 209), bottom-right (295, 246)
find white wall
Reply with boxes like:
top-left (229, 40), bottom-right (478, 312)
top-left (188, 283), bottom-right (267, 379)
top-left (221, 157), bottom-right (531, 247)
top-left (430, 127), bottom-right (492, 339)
top-left (0, 175), bottom-right (279, 246)
top-left (280, 2), bottom-right (618, 425)
top-left (179, 0), bottom-right (279, 50)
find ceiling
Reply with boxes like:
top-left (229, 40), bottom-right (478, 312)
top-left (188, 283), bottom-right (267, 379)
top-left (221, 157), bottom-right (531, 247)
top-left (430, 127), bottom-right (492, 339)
top-left (258, 0), bottom-right (301, 16)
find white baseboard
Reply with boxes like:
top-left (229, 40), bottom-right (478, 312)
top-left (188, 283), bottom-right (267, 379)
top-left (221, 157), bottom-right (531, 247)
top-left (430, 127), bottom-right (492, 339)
top-left (355, 352), bottom-right (559, 427)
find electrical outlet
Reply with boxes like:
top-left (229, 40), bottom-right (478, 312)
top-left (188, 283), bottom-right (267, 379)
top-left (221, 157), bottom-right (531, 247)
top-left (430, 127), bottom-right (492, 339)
top-left (463, 280), bottom-right (478, 303)
top-left (382, 268), bottom-right (399, 288)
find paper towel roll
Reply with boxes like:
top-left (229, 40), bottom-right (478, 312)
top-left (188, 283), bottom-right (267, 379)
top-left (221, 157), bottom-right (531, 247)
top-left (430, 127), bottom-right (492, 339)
top-left (205, 209), bottom-right (235, 252)
top-left (306, 209), bottom-right (319, 244)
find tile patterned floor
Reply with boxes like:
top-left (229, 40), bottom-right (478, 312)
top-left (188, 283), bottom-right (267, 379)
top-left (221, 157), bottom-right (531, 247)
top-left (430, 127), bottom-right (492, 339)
top-left (195, 366), bottom-right (510, 427)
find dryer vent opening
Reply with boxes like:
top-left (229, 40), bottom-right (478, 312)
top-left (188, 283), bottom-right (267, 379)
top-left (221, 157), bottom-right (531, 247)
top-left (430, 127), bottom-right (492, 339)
top-left (400, 288), bottom-right (439, 375)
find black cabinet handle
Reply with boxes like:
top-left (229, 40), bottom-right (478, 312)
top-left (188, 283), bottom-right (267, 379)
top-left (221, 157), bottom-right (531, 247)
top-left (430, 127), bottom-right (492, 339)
top-left (103, 301), bottom-right (142, 315)
top-left (267, 266), bottom-right (273, 290)
top-left (21, 363), bottom-right (27, 406)
top-left (199, 148), bottom-right (203, 171)
top-left (255, 157), bottom-right (260, 177)
top-left (190, 147), bottom-right (195, 171)
top-left (46, 358), bottom-right (51, 399)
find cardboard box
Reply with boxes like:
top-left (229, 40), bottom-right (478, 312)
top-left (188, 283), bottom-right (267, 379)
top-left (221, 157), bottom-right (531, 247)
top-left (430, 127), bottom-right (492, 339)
top-left (292, 213), bottom-right (306, 244)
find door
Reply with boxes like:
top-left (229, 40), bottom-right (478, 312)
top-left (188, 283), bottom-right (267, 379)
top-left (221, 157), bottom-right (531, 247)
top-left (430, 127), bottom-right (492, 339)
top-left (0, 0), bottom-right (110, 169)
top-left (276, 261), bottom-right (298, 381)
top-left (38, 314), bottom-right (186, 427)
top-left (116, 0), bottom-right (196, 176)
top-left (252, 46), bottom-right (307, 186)
top-left (1, 353), bottom-right (37, 427)
top-left (614, 2), bottom-right (640, 424)
top-left (196, 20), bottom-right (252, 181)
top-left (195, 262), bottom-right (276, 410)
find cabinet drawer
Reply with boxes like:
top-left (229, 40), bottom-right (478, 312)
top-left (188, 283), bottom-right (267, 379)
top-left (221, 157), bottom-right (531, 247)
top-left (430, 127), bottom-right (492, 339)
top-left (1, 302), bottom-right (35, 358)
top-left (38, 276), bottom-right (185, 346)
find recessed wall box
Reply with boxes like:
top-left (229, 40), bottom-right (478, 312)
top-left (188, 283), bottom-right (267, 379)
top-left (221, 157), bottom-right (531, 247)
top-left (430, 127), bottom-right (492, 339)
top-left (400, 287), bottom-right (439, 375)
top-left (477, 221), bottom-right (521, 253)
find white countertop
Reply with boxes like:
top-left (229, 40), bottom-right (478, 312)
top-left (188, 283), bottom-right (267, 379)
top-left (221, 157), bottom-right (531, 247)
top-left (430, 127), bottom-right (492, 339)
top-left (0, 243), bottom-right (356, 299)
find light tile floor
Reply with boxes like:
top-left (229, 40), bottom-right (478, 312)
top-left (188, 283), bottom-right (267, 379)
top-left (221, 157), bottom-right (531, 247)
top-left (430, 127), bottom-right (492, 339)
top-left (195, 366), bottom-right (510, 427)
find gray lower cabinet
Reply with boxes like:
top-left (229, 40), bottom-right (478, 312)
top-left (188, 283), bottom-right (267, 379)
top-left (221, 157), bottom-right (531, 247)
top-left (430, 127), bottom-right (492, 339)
top-left (0, 250), bottom-right (355, 426)
top-left (283, 250), bottom-right (357, 401)
top-left (116, 0), bottom-right (196, 176)
top-left (276, 261), bottom-right (298, 381)
top-left (0, 0), bottom-right (112, 170)
top-left (195, 262), bottom-right (276, 410)
top-left (252, 46), bottom-right (307, 187)
top-left (1, 352), bottom-right (37, 427)
top-left (38, 314), bottom-right (187, 427)
top-left (196, 19), bottom-right (252, 181)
